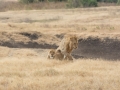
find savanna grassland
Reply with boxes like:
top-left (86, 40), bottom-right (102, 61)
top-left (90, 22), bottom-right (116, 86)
top-left (0, 56), bottom-right (120, 90)
top-left (0, 2), bottom-right (120, 89)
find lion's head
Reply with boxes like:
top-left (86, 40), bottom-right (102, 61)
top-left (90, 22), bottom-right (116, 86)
top-left (48, 49), bottom-right (55, 59)
top-left (63, 35), bottom-right (78, 53)
top-left (69, 36), bottom-right (78, 49)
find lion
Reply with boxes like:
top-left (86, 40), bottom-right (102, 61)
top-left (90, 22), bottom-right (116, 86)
top-left (54, 49), bottom-right (64, 60)
top-left (56, 35), bottom-right (78, 60)
top-left (47, 49), bottom-right (56, 59)
top-left (47, 49), bottom-right (64, 60)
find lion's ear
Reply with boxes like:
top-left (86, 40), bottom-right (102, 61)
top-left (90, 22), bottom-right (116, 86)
top-left (74, 35), bottom-right (79, 41)
top-left (57, 49), bottom-right (61, 53)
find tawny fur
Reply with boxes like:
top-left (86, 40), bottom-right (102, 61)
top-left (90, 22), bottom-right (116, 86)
top-left (54, 49), bottom-right (64, 60)
top-left (47, 49), bottom-right (64, 60)
top-left (57, 35), bottom-right (78, 60)
top-left (47, 49), bottom-right (56, 59)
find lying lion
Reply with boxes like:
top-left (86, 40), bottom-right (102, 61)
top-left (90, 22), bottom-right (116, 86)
top-left (47, 49), bottom-right (64, 60)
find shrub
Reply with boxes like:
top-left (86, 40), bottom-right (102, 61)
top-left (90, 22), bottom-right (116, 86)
top-left (82, 0), bottom-right (97, 7)
top-left (67, 0), bottom-right (97, 8)
top-left (66, 0), bottom-right (82, 8)
top-left (19, 0), bottom-right (35, 4)
top-left (19, 0), bottom-right (45, 3)
top-left (97, 0), bottom-right (117, 3)
top-left (89, 0), bottom-right (98, 7)
top-left (117, 0), bottom-right (120, 4)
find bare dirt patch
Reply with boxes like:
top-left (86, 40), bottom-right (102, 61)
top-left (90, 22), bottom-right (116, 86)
top-left (0, 31), bottom-right (59, 48)
top-left (73, 37), bottom-right (120, 60)
top-left (1, 31), bottom-right (120, 60)
top-left (0, 6), bottom-right (120, 60)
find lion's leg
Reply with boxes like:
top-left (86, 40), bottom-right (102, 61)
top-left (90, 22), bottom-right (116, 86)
top-left (64, 54), bottom-right (73, 60)
top-left (67, 55), bottom-right (73, 60)
top-left (47, 55), bottom-right (50, 59)
top-left (64, 55), bottom-right (68, 60)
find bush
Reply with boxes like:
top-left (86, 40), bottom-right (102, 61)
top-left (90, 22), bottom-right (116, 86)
top-left (67, 0), bottom-right (97, 8)
top-left (118, 0), bottom-right (120, 4)
top-left (66, 0), bottom-right (82, 8)
top-left (19, 0), bottom-right (67, 3)
top-left (90, 0), bottom-right (98, 6)
top-left (19, 0), bottom-right (35, 4)
top-left (97, 0), bottom-right (117, 3)
top-left (19, 0), bottom-right (46, 3)
top-left (82, 0), bottom-right (97, 7)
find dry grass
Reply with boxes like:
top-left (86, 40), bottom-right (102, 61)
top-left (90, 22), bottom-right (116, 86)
top-left (0, 6), bottom-right (120, 38)
top-left (0, 1), bottom-right (118, 12)
top-left (0, 6), bottom-right (120, 90)
top-left (0, 1), bottom-right (66, 12)
top-left (0, 46), bottom-right (119, 90)
top-left (0, 57), bottom-right (120, 90)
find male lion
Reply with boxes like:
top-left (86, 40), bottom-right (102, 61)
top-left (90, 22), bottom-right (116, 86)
top-left (47, 49), bottom-right (64, 60)
top-left (56, 35), bottom-right (78, 60)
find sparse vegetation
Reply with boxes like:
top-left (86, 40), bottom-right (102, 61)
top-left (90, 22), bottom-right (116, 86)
top-left (0, 3), bottom-right (120, 90)
top-left (66, 0), bottom-right (98, 8)
top-left (19, 0), bottom-right (34, 4)
top-left (97, 0), bottom-right (117, 3)
top-left (0, 0), bottom-right (119, 12)
top-left (66, 0), bottom-right (82, 8)
top-left (117, 0), bottom-right (120, 4)
top-left (0, 57), bottom-right (120, 90)
top-left (82, 0), bottom-right (97, 7)
top-left (0, 1), bottom-right (66, 12)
